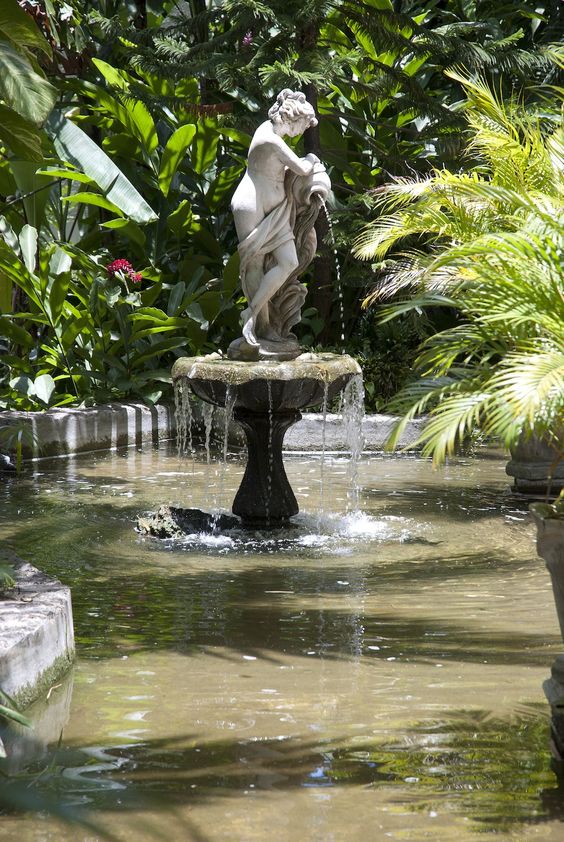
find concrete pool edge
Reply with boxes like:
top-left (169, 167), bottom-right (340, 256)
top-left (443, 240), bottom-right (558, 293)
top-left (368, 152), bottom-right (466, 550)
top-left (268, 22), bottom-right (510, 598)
top-left (0, 549), bottom-right (75, 709)
top-left (0, 401), bottom-right (426, 459)
top-left (0, 403), bottom-right (177, 460)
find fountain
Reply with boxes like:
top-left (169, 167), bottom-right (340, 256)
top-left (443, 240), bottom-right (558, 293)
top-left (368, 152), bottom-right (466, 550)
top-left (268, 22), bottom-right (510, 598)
top-left (164, 90), bottom-right (362, 529)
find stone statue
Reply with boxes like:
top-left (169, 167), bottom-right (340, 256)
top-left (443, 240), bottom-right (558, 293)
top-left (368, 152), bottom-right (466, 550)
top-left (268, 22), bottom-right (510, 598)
top-left (228, 89), bottom-right (331, 361)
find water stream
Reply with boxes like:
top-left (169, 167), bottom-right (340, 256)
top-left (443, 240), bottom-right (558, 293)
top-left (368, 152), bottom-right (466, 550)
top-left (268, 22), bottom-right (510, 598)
top-left (1, 445), bottom-right (562, 840)
top-left (321, 202), bottom-right (346, 349)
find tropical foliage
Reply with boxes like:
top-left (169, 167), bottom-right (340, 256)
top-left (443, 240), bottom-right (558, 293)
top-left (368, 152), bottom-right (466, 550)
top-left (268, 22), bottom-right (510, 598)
top-left (0, 0), bottom-right (562, 414)
top-left (354, 73), bottom-right (564, 462)
top-left (0, 1), bottom-right (57, 160)
top-left (83, 0), bottom-right (562, 338)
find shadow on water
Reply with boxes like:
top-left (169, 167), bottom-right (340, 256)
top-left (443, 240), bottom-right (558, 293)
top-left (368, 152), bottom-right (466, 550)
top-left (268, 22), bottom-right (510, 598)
top-left (28, 559), bottom-right (555, 667)
top-left (361, 482), bottom-right (531, 522)
top-left (0, 493), bottom-right (555, 667)
top-left (3, 706), bottom-right (563, 837)
top-left (2, 451), bottom-right (561, 839)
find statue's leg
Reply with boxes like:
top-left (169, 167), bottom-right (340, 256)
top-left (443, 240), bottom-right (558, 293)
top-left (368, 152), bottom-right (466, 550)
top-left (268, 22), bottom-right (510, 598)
top-left (244, 242), bottom-right (298, 342)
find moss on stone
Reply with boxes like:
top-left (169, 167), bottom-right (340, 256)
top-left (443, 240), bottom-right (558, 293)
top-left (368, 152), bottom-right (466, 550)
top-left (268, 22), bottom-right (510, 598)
top-left (11, 650), bottom-right (75, 711)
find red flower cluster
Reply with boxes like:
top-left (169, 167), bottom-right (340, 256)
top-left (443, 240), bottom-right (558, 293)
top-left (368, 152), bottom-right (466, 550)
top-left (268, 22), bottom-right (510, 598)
top-left (107, 258), bottom-right (142, 284)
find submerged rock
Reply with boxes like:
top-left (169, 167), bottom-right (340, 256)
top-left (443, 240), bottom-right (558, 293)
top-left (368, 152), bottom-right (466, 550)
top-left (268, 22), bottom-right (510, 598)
top-left (137, 505), bottom-right (240, 538)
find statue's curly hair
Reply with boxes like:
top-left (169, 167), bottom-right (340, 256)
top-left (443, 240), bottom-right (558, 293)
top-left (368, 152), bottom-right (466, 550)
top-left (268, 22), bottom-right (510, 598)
top-left (268, 89), bottom-right (318, 128)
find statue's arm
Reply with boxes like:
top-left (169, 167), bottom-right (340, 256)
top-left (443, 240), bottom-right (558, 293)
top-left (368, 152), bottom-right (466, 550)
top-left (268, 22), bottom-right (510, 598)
top-left (274, 138), bottom-right (315, 176)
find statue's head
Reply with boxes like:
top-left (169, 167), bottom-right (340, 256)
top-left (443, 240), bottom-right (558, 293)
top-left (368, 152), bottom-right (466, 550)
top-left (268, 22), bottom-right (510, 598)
top-left (268, 89), bottom-right (318, 137)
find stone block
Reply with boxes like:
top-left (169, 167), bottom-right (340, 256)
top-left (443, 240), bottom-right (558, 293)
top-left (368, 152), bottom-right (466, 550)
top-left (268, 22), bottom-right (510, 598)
top-left (0, 550), bottom-right (74, 708)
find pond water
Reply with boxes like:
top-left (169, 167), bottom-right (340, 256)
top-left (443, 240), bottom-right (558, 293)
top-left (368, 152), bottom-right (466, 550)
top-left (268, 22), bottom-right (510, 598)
top-left (1, 444), bottom-right (564, 841)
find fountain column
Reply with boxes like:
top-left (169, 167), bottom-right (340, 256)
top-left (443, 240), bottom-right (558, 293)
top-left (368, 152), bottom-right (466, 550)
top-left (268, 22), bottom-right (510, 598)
top-left (232, 408), bottom-right (301, 527)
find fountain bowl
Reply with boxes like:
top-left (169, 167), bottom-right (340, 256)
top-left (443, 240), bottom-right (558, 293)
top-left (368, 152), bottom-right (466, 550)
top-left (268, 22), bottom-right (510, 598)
top-left (172, 352), bottom-right (361, 412)
top-left (171, 352), bottom-right (362, 528)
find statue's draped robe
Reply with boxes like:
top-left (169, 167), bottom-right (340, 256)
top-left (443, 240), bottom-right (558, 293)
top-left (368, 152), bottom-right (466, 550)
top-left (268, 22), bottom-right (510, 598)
top-left (238, 169), bottom-right (321, 343)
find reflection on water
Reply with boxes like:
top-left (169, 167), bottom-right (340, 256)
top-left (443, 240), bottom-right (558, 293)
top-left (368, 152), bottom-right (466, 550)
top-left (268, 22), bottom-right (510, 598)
top-left (0, 446), bottom-right (563, 840)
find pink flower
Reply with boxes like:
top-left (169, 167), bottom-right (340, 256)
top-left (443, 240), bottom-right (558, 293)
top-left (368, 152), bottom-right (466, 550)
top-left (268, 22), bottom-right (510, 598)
top-left (107, 259), bottom-right (142, 285)
top-left (242, 30), bottom-right (253, 48)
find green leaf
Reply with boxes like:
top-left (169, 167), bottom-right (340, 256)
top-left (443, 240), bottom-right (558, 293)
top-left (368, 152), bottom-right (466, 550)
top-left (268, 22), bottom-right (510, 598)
top-left (0, 271), bottom-right (12, 313)
top-left (47, 272), bottom-right (70, 322)
top-left (100, 218), bottom-right (146, 247)
top-left (81, 79), bottom-right (159, 158)
top-left (45, 111), bottom-right (158, 225)
top-left (191, 118), bottom-right (219, 175)
top-left (130, 306), bottom-right (168, 322)
top-left (0, 703), bottom-right (31, 728)
top-left (91, 58), bottom-right (130, 92)
top-left (10, 374), bottom-right (34, 395)
top-left (19, 224), bottom-right (37, 274)
top-left (62, 192), bottom-right (124, 215)
top-left (205, 165), bottom-right (242, 212)
top-left (33, 373), bottom-right (55, 405)
top-left (0, 215), bottom-right (20, 255)
top-left (0, 0), bottom-right (52, 57)
top-left (185, 302), bottom-right (208, 330)
top-left (0, 104), bottom-right (43, 160)
top-left (167, 281), bottom-right (186, 315)
top-left (49, 246), bottom-right (72, 276)
top-left (167, 200), bottom-right (194, 237)
top-left (0, 40), bottom-right (57, 125)
top-left (9, 161), bottom-right (54, 230)
top-left (103, 285), bottom-right (121, 307)
top-left (222, 251), bottom-right (240, 294)
top-left (0, 315), bottom-right (33, 346)
top-left (130, 338), bottom-right (188, 367)
top-left (158, 123), bottom-right (196, 197)
top-left (218, 127), bottom-right (252, 147)
top-left (36, 167), bottom-right (94, 185)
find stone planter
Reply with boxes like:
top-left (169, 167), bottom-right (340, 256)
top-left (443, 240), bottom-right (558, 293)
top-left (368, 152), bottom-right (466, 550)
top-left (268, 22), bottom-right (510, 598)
top-left (507, 435), bottom-right (564, 495)
top-left (530, 503), bottom-right (564, 759)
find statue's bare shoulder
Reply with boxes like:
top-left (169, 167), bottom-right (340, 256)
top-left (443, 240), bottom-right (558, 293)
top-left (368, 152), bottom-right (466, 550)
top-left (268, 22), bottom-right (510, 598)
top-left (248, 122), bottom-right (312, 178)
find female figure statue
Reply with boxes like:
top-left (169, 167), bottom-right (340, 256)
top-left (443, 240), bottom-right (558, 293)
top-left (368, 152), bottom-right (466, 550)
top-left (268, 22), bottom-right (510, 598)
top-left (228, 89), bottom-right (331, 361)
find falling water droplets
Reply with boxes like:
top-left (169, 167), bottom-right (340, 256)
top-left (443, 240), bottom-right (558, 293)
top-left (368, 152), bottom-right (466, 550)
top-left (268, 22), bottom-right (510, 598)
top-left (174, 380), bottom-right (193, 456)
top-left (321, 202), bottom-right (346, 351)
top-left (202, 403), bottom-right (214, 465)
top-left (222, 386), bottom-right (236, 465)
top-left (341, 374), bottom-right (365, 511)
top-left (219, 384), bottom-right (236, 510)
top-left (319, 380), bottom-right (329, 522)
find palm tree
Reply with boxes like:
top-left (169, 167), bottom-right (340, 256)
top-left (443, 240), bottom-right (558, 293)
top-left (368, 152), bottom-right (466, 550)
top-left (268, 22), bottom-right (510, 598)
top-left (353, 70), bottom-right (564, 469)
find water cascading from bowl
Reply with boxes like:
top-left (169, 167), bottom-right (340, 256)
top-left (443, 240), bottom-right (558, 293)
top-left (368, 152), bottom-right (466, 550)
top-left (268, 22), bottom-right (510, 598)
top-left (171, 353), bottom-right (364, 528)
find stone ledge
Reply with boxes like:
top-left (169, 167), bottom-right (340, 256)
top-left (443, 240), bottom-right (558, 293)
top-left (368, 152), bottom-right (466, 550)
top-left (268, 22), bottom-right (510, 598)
top-left (0, 403), bottom-right (176, 459)
top-left (284, 412), bottom-right (425, 451)
top-left (0, 549), bottom-right (75, 708)
top-left (0, 402), bottom-right (424, 459)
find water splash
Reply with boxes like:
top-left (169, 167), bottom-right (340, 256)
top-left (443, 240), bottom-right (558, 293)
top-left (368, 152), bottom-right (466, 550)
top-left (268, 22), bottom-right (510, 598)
top-left (149, 509), bottom-right (417, 556)
top-left (341, 374), bottom-right (365, 511)
top-left (321, 202), bottom-right (346, 350)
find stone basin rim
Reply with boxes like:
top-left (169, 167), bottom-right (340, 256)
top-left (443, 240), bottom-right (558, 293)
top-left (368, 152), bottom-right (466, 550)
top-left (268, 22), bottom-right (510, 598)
top-left (171, 352), bottom-right (362, 386)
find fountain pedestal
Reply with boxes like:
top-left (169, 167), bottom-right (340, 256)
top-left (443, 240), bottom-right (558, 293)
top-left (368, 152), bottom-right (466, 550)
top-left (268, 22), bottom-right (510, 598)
top-left (232, 408), bottom-right (300, 527)
top-left (172, 353), bottom-right (362, 528)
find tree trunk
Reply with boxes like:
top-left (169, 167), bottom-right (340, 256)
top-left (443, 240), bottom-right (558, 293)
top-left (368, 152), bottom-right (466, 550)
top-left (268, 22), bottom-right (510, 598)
top-left (133, 0), bottom-right (147, 29)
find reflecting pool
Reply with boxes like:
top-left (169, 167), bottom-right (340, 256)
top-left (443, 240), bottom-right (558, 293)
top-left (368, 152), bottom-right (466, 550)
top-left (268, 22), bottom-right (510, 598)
top-left (1, 445), bottom-right (563, 841)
